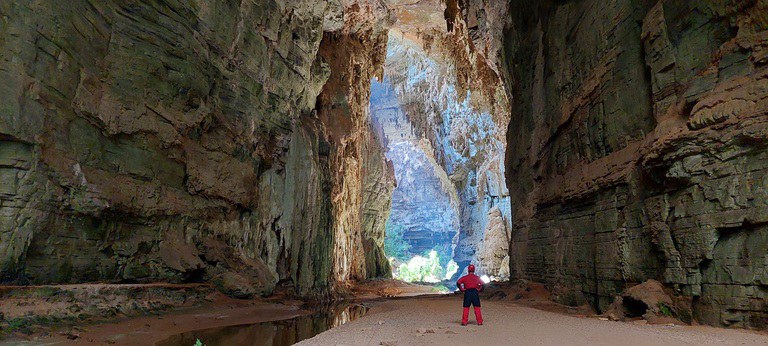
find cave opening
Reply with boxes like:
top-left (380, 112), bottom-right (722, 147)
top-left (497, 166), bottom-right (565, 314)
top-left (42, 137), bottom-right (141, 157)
top-left (369, 60), bottom-right (461, 283)
top-left (369, 32), bottom-right (511, 283)
top-left (622, 297), bottom-right (649, 318)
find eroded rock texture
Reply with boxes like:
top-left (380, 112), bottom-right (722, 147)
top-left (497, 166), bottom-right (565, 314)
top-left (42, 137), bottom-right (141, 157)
top-left (383, 33), bottom-right (512, 279)
top-left (503, 0), bottom-right (768, 328)
top-left (370, 79), bottom-right (460, 259)
top-left (0, 0), bottom-right (392, 297)
top-left (316, 1), bottom-right (396, 283)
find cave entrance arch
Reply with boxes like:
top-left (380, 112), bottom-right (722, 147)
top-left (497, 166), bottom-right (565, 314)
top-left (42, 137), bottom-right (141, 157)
top-left (368, 31), bottom-right (513, 283)
top-left (369, 74), bottom-right (461, 283)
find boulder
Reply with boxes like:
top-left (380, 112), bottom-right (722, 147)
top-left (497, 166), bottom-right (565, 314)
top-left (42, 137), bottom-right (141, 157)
top-left (604, 280), bottom-right (678, 323)
top-left (213, 272), bottom-right (257, 299)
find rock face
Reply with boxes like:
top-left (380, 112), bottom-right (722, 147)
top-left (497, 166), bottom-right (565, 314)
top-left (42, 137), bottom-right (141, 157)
top-left (370, 79), bottom-right (460, 260)
top-left (316, 1), bottom-right (396, 284)
top-left (382, 33), bottom-right (512, 279)
top-left (502, 0), bottom-right (768, 328)
top-left (0, 0), bottom-right (393, 297)
top-left (385, 140), bottom-right (457, 256)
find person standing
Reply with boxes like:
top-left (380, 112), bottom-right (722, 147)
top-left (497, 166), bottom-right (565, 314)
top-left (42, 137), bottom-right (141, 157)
top-left (456, 264), bottom-right (484, 326)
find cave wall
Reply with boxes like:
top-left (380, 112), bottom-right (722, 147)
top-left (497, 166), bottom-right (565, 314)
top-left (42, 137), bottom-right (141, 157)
top-left (0, 0), bottom-right (392, 297)
top-left (316, 3), bottom-right (396, 283)
top-left (503, 0), bottom-right (768, 328)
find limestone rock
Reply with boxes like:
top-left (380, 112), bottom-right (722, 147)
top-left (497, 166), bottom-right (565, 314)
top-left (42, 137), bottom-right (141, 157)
top-left (603, 280), bottom-right (677, 323)
top-left (477, 207), bottom-right (510, 279)
top-left (0, 0), bottom-right (393, 298)
top-left (315, 0), bottom-right (394, 286)
top-left (213, 272), bottom-right (257, 300)
top-left (502, 0), bottom-right (768, 328)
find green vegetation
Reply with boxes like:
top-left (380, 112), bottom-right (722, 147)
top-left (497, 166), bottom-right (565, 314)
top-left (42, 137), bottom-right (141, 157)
top-left (2, 318), bottom-right (32, 336)
top-left (658, 303), bottom-right (674, 317)
top-left (432, 284), bottom-right (449, 293)
top-left (194, 339), bottom-right (206, 346)
top-left (385, 222), bottom-right (457, 283)
top-left (432, 243), bottom-right (453, 269)
top-left (5, 286), bottom-right (72, 300)
top-left (384, 222), bottom-right (411, 261)
top-left (394, 250), bottom-right (445, 282)
top-left (445, 260), bottom-right (459, 279)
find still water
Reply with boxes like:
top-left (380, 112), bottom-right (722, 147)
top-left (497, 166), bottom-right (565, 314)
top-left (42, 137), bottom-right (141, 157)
top-left (156, 303), bottom-right (369, 346)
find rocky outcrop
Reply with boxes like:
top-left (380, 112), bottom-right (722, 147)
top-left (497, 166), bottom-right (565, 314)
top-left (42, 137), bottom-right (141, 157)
top-left (316, 1), bottom-right (396, 284)
top-left (502, 0), bottom-right (768, 328)
top-left (604, 279), bottom-right (681, 324)
top-left (0, 0), bottom-right (393, 298)
top-left (0, 284), bottom-right (215, 334)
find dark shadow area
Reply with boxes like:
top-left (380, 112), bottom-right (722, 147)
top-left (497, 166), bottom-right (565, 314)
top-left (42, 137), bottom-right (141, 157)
top-left (622, 297), bottom-right (649, 318)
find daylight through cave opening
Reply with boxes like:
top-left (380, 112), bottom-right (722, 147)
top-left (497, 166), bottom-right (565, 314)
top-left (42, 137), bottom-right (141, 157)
top-left (369, 32), bottom-right (512, 283)
top-left (370, 76), bottom-right (460, 283)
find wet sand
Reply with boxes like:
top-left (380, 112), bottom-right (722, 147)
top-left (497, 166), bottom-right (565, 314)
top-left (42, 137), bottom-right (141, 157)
top-left (298, 295), bottom-right (768, 346)
top-left (3, 281), bottom-right (766, 346)
top-left (2, 296), bottom-right (307, 345)
top-left (0, 280), bottom-right (438, 345)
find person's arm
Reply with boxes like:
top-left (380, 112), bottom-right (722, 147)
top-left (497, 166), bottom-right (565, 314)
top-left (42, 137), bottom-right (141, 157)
top-left (456, 277), bottom-right (465, 292)
top-left (472, 276), bottom-right (484, 291)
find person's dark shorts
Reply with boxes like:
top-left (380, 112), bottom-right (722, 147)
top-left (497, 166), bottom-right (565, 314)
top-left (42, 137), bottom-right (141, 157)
top-left (463, 289), bottom-right (481, 307)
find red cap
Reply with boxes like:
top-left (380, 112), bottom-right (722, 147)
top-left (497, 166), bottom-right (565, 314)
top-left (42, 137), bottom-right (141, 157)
top-left (468, 264), bottom-right (475, 272)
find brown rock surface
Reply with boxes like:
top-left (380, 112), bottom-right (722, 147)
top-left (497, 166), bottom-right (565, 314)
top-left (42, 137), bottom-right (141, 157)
top-left (502, 0), bottom-right (768, 328)
top-left (0, 0), bottom-right (765, 333)
top-left (0, 0), bottom-right (394, 298)
top-left (604, 279), bottom-right (677, 322)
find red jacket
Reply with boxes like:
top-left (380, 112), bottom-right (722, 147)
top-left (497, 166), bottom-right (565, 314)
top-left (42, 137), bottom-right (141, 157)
top-left (457, 273), bottom-right (484, 292)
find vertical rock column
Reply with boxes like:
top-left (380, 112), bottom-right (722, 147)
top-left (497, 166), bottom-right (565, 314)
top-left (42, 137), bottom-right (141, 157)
top-left (316, 1), bottom-right (395, 286)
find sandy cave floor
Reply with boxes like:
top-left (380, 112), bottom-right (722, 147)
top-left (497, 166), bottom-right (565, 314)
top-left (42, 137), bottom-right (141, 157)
top-left (297, 295), bottom-right (768, 346)
top-left (0, 280), bottom-right (441, 345)
top-left (1, 280), bottom-right (766, 346)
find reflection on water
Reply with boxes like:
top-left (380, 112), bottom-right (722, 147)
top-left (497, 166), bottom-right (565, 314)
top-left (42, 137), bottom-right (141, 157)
top-left (156, 303), bottom-right (369, 346)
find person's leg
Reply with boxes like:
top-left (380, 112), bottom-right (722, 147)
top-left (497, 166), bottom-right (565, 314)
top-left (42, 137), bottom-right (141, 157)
top-left (462, 293), bottom-right (471, 325)
top-left (473, 305), bottom-right (483, 325)
top-left (471, 292), bottom-right (483, 325)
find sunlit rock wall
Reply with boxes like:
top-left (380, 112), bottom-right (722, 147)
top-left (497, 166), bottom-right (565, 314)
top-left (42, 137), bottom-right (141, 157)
top-left (316, 0), bottom-right (396, 284)
top-left (370, 80), bottom-right (460, 260)
top-left (360, 124), bottom-right (396, 278)
top-left (0, 0), bottom-right (393, 297)
top-left (502, 0), bottom-right (768, 328)
top-left (383, 34), bottom-right (512, 279)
